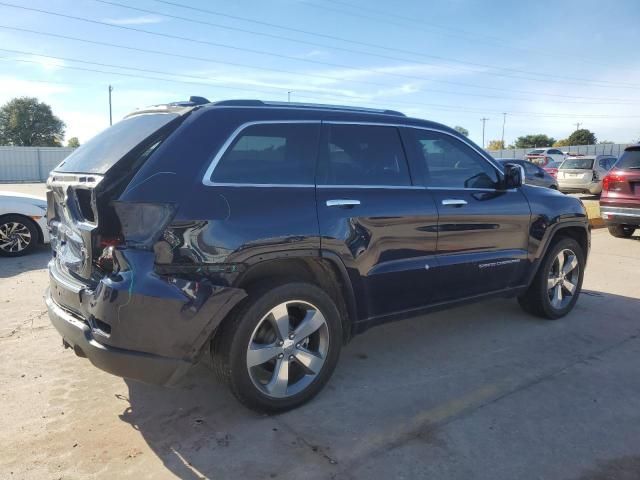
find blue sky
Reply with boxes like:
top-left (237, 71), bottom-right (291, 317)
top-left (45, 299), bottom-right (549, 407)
top-left (1, 0), bottom-right (639, 146)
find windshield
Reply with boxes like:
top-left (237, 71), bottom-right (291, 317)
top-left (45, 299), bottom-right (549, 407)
top-left (55, 113), bottom-right (179, 174)
top-left (561, 158), bottom-right (594, 170)
top-left (617, 149), bottom-right (640, 169)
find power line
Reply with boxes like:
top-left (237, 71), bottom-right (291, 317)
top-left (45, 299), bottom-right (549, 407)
top-left (4, 23), bottom-right (638, 105)
top-left (94, 0), bottom-right (634, 89)
top-left (1, 1), bottom-right (638, 92)
top-left (3, 54), bottom-right (639, 120)
top-left (302, 0), bottom-right (616, 70)
top-left (3, 41), bottom-right (639, 109)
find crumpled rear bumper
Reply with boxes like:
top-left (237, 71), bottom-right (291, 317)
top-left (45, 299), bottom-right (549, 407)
top-left (46, 249), bottom-right (246, 385)
top-left (46, 293), bottom-right (191, 385)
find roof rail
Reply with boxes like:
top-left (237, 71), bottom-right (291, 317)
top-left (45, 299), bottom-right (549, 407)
top-left (212, 99), bottom-right (405, 116)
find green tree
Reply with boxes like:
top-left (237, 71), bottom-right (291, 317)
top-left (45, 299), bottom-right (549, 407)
top-left (567, 129), bottom-right (596, 145)
top-left (67, 137), bottom-right (80, 148)
top-left (486, 139), bottom-right (505, 150)
top-left (0, 97), bottom-right (65, 146)
top-left (514, 134), bottom-right (555, 149)
top-left (453, 125), bottom-right (469, 137)
top-left (598, 140), bottom-right (614, 144)
top-left (553, 138), bottom-right (572, 147)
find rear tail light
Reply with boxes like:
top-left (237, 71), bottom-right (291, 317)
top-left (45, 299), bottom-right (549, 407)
top-left (602, 172), bottom-right (624, 191)
top-left (112, 202), bottom-right (177, 249)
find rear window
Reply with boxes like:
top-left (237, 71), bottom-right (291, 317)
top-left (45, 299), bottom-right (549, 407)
top-left (561, 158), bottom-right (594, 170)
top-left (617, 149), bottom-right (640, 169)
top-left (55, 113), bottom-right (179, 174)
top-left (529, 149), bottom-right (545, 155)
top-left (546, 160), bottom-right (562, 168)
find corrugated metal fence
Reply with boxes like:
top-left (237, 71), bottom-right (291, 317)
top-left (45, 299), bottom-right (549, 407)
top-left (0, 147), bottom-right (75, 182)
top-left (487, 143), bottom-right (630, 159)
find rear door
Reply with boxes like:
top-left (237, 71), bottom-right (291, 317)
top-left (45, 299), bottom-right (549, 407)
top-left (404, 128), bottom-right (531, 301)
top-left (315, 122), bottom-right (439, 319)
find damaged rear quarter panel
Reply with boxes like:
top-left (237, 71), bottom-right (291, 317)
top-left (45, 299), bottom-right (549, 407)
top-left (86, 249), bottom-right (246, 360)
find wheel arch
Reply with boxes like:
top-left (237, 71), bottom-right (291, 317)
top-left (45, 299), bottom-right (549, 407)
top-left (227, 251), bottom-right (357, 344)
top-left (525, 221), bottom-right (589, 287)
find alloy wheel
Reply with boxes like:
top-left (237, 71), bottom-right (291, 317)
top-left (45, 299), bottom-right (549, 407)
top-left (0, 221), bottom-right (32, 253)
top-left (547, 248), bottom-right (580, 310)
top-left (246, 300), bottom-right (329, 398)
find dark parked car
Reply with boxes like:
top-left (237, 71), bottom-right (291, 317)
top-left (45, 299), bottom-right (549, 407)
top-left (600, 144), bottom-right (640, 238)
top-left (46, 99), bottom-right (590, 412)
top-left (497, 159), bottom-right (558, 189)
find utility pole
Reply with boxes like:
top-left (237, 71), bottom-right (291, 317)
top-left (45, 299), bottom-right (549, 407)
top-left (287, 91), bottom-right (292, 103)
top-left (501, 113), bottom-right (507, 148)
top-left (574, 122), bottom-right (581, 131)
top-left (481, 117), bottom-right (489, 148)
top-left (108, 85), bottom-right (113, 126)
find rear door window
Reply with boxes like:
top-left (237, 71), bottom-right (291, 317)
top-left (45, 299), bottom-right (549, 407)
top-left (211, 123), bottom-right (320, 185)
top-left (411, 130), bottom-right (499, 189)
top-left (56, 113), bottom-right (180, 174)
top-left (318, 124), bottom-right (411, 186)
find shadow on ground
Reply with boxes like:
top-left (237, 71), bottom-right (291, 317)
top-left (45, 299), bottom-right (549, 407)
top-left (119, 290), bottom-right (640, 479)
top-left (0, 246), bottom-right (50, 278)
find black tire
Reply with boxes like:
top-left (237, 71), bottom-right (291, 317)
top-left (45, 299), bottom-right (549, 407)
top-left (518, 236), bottom-right (585, 319)
top-left (607, 224), bottom-right (635, 238)
top-left (0, 214), bottom-right (39, 257)
top-left (212, 281), bottom-right (343, 413)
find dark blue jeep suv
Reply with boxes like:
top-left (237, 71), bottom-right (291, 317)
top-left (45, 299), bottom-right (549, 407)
top-left (46, 99), bottom-right (590, 412)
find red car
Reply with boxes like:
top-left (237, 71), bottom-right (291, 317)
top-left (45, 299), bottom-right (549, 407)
top-left (600, 144), bottom-right (640, 238)
top-left (543, 160), bottom-right (563, 178)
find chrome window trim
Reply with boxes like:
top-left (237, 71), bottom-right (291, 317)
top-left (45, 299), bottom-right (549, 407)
top-left (202, 119), bottom-right (505, 189)
top-left (317, 184), bottom-right (423, 190)
top-left (209, 183), bottom-right (314, 188)
top-left (202, 120), bottom-right (321, 187)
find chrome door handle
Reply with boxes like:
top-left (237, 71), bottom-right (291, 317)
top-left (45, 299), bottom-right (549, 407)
top-left (326, 199), bottom-right (361, 207)
top-left (441, 199), bottom-right (467, 207)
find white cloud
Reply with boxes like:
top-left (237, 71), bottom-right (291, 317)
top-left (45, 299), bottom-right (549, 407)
top-left (104, 15), bottom-right (165, 25)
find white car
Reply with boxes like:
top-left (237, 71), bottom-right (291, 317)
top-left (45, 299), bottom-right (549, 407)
top-left (525, 148), bottom-right (566, 166)
top-left (0, 191), bottom-right (49, 256)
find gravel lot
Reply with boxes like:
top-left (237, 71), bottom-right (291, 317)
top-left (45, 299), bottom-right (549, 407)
top-left (1, 183), bottom-right (639, 479)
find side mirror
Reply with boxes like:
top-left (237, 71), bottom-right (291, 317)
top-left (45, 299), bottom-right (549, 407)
top-left (503, 163), bottom-right (525, 188)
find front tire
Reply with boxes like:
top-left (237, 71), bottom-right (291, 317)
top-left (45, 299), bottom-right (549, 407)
top-left (607, 224), bottom-right (635, 238)
top-left (518, 237), bottom-right (585, 319)
top-left (0, 215), bottom-right (39, 257)
top-left (212, 282), bottom-right (343, 413)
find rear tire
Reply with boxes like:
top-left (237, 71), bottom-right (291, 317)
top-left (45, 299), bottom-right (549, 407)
top-left (607, 224), bottom-right (635, 238)
top-left (212, 281), bottom-right (342, 413)
top-left (518, 237), bottom-right (585, 319)
top-left (0, 215), bottom-right (39, 257)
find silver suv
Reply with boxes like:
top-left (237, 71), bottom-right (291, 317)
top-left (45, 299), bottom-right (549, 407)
top-left (557, 155), bottom-right (617, 195)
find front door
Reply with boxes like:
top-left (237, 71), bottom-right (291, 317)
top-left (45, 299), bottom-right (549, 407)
top-left (315, 122), bottom-right (439, 320)
top-left (404, 128), bottom-right (531, 302)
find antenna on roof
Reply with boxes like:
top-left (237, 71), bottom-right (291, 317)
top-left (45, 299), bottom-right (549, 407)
top-left (189, 96), bottom-right (210, 105)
